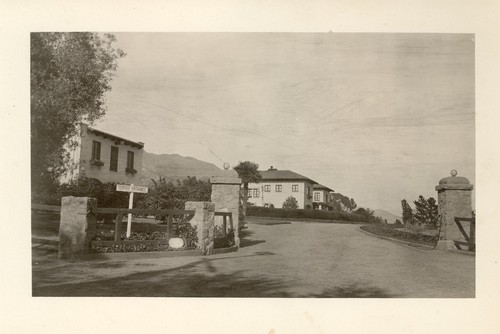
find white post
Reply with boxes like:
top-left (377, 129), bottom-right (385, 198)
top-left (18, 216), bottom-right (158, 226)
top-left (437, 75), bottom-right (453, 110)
top-left (126, 184), bottom-right (134, 238)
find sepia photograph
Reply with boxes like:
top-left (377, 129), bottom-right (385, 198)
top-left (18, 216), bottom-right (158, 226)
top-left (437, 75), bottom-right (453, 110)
top-left (31, 32), bottom-right (475, 298)
top-left (2, 1), bottom-right (500, 333)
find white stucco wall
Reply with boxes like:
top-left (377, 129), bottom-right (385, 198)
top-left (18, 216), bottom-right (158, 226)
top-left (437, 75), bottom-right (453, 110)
top-left (247, 180), bottom-right (314, 209)
top-left (62, 124), bottom-right (144, 185)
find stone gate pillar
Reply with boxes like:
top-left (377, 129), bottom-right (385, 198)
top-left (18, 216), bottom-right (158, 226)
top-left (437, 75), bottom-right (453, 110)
top-left (435, 170), bottom-right (474, 250)
top-left (185, 201), bottom-right (215, 255)
top-left (59, 196), bottom-right (97, 259)
top-left (210, 175), bottom-right (242, 247)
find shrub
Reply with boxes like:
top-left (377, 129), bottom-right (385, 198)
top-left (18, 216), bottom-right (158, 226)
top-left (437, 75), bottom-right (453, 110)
top-left (31, 190), bottom-right (62, 206)
top-left (59, 177), bottom-right (134, 222)
top-left (353, 207), bottom-right (382, 223)
top-left (361, 223), bottom-right (437, 245)
top-left (139, 176), bottom-right (211, 221)
top-left (282, 196), bottom-right (299, 209)
top-left (214, 228), bottom-right (235, 249)
top-left (246, 206), bottom-right (364, 222)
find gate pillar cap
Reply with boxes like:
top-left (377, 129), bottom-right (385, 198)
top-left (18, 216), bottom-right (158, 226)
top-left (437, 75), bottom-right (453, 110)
top-left (210, 176), bottom-right (241, 185)
top-left (436, 170), bottom-right (473, 191)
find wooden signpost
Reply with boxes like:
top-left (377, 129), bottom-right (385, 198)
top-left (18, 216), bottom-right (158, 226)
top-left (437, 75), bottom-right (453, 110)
top-left (116, 184), bottom-right (148, 238)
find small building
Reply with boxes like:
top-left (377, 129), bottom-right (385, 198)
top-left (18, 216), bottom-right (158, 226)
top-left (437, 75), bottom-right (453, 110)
top-left (247, 167), bottom-right (318, 209)
top-left (64, 124), bottom-right (144, 184)
top-left (313, 184), bottom-right (335, 210)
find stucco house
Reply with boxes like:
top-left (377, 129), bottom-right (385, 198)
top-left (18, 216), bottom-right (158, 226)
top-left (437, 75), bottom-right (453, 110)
top-left (313, 184), bottom-right (335, 210)
top-left (63, 123), bottom-right (144, 184)
top-left (246, 167), bottom-right (318, 209)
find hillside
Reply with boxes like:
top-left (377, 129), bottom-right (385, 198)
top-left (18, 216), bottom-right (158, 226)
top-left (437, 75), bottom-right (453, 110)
top-left (138, 151), bottom-right (229, 185)
top-left (373, 209), bottom-right (401, 224)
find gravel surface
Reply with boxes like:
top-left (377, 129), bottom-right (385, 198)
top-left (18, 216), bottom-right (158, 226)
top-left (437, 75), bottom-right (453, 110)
top-left (32, 220), bottom-right (475, 297)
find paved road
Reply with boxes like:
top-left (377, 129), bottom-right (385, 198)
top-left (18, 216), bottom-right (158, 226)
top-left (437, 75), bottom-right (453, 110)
top-left (32, 221), bottom-right (475, 297)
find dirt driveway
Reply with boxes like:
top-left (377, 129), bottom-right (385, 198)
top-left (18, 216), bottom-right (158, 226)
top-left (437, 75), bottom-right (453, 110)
top-left (32, 220), bottom-right (475, 297)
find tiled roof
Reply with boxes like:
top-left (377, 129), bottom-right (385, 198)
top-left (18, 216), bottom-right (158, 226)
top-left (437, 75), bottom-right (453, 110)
top-left (258, 169), bottom-right (317, 184)
top-left (313, 184), bottom-right (334, 192)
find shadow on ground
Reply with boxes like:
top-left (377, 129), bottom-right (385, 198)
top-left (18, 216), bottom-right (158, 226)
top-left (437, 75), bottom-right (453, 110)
top-left (302, 284), bottom-right (396, 298)
top-left (33, 249), bottom-right (394, 298)
top-left (239, 239), bottom-right (266, 248)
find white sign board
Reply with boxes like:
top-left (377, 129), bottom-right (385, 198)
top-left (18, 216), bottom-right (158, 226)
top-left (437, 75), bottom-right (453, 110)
top-left (116, 184), bottom-right (148, 193)
top-left (115, 184), bottom-right (149, 238)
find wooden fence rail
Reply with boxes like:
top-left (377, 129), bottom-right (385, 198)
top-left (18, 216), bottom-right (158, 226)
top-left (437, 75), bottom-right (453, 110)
top-left (32, 202), bottom-right (234, 247)
top-left (214, 212), bottom-right (234, 237)
top-left (93, 208), bottom-right (196, 242)
top-left (31, 203), bottom-right (61, 212)
top-left (454, 216), bottom-right (475, 252)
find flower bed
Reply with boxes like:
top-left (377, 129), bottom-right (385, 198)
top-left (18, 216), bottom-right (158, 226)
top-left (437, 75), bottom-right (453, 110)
top-left (360, 223), bottom-right (438, 245)
top-left (91, 222), bottom-right (198, 253)
top-left (214, 226), bottom-right (236, 249)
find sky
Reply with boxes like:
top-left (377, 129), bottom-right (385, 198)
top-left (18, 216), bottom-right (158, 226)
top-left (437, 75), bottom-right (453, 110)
top-left (95, 33), bottom-right (475, 215)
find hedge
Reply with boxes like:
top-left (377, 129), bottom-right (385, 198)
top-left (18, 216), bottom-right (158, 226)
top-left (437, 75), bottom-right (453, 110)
top-left (246, 206), bottom-right (365, 222)
top-left (360, 224), bottom-right (438, 245)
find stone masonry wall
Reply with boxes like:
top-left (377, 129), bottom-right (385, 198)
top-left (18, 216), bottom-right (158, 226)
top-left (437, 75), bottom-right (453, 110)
top-left (210, 176), bottom-right (241, 246)
top-left (437, 189), bottom-right (473, 242)
top-left (185, 201), bottom-right (215, 255)
top-left (58, 196), bottom-right (97, 259)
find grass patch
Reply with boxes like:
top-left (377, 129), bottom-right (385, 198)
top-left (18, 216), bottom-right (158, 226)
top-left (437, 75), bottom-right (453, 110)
top-left (361, 223), bottom-right (438, 246)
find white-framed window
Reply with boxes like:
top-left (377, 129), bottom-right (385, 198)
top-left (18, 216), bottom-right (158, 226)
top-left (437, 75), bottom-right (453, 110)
top-left (292, 184), bottom-right (299, 192)
top-left (253, 188), bottom-right (260, 198)
top-left (275, 185), bottom-right (282, 192)
top-left (264, 185), bottom-right (271, 192)
top-left (314, 192), bottom-right (320, 201)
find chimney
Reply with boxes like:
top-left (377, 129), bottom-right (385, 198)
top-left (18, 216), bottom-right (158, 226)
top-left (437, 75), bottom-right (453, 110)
top-left (268, 166), bottom-right (277, 171)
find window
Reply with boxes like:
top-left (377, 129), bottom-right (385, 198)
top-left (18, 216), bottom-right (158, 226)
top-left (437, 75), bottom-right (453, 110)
top-left (110, 146), bottom-right (118, 172)
top-left (126, 151), bottom-right (136, 173)
top-left (314, 192), bottom-right (320, 201)
top-left (248, 189), bottom-right (253, 198)
top-left (264, 185), bottom-right (271, 192)
top-left (127, 151), bottom-right (134, 169)
top-left (292, 184), bottom-right (299, 192)
top-left (91, 141), bottom-right (101, 160)
top-left (275, 185), bottom-right (282, 192)
top-left (253, 188), bottom-right (260, 198)
top-left (307, 186), bottom-right (311, 197)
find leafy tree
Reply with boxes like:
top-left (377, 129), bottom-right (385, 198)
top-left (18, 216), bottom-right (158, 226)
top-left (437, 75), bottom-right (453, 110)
top-left (349, 198), bottom-right (357, 212)
top-left (31, 32), bottom-right (125, 193)
top-left (141, 176), bottom-right (211, 213)
top-left (354, 207), bottom-right (382, 223)
top-left (330, 193), bottom-right (357, 212)
top-left (233, 161), bottom-right (262, 220)
top-left (401, 199), bottom-right (414, 229)
top-left (282, 196), bottom-right (299, 209)
top-left (413, 195), bottom-right (439, 228)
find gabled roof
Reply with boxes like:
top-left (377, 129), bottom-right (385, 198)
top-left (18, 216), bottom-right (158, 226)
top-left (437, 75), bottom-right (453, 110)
top-left (86, 125), bottom-right (145, 149)
top-left (258, 169), bottom-right (317, 184)
top-left (313, 184), bottom-right (334, 192)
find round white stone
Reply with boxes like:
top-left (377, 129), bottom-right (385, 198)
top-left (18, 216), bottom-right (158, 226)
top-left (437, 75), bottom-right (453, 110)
top-left (168, 237), bottom-right (185, 249)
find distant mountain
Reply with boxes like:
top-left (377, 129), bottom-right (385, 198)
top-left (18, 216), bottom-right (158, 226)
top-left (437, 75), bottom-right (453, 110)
top-left (373, 209), bottom-right (401, 224)
top-left (138, 151), bottom-right (229, 185)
